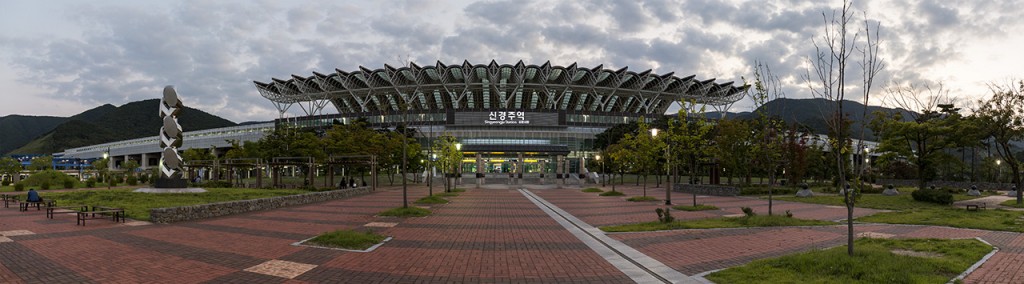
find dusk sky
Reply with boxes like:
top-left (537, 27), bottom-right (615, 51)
top-left (1, 0), bottom-right (1021, 123)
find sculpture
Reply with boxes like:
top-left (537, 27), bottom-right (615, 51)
top-left (156, 86), bottom-right (187, 188)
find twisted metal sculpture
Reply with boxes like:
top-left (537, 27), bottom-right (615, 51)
top-left (158, 86), bottom-right (185, 183)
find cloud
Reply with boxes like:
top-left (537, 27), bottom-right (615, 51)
top-left (2, 0), bottom-right (1022, 121)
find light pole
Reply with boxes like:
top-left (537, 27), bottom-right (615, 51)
top-left (455, 143), bottom-right (462, 186)
top-left (103, 147), bottom-right (110, 189)
top-left (429, 153), bottom-right (437, 195)
top-left (596, 155), bottom-right (604, 187)
top-left (997, 159), bottom-right (1002, 183)
top-left (651, 128), bottom-right (671, 205)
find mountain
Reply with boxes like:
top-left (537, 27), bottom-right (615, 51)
top-left (704, 98), bottom-right (913, 140)
top-left (8, 99), bottom-right (236, 155)
top-left (0, 115), bottom-right (68, 155)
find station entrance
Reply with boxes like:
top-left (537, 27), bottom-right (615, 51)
top-left (455, 145), bottom-right (594, 187)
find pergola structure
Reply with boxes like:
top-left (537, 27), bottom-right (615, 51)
top-left (254, 60), bottom-right (748, 117)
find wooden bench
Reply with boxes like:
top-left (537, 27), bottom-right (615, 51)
top-left (46, 205), bottom-right (89, 219)
top-left (19, 200), bottom-right (53, 212)
top-left (1, 194), bottom-right (18, 208)
top-left (966, 202), bottom-right (987, 211)
top-left (77, 206), bottom-right (125, 226)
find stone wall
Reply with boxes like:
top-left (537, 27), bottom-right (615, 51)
top-left (149, 187), bottom-right (374, 223)
top-left (673, 184), bottom-right (740, 196)
top-left (878, 179), bottom-right (1016, 191)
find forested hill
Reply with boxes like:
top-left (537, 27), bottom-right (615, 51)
top-left (705, 98), bottom-right (913, 140)
top-left (7, 99), bottom-right (236, 155)
top-left (0, 115), bottom-right (68, 155)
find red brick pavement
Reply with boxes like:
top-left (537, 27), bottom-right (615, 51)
top-left (1, 184), bottom-right (1022, 283)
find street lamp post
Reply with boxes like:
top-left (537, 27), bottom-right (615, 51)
top-left (651, 128), bottom-right (671, 205)
top-left (997, 159), bottom-right (1002, 183)
top-left (103, 147), bottom-right (110, 189)
top-left (596, 155), bottom-right (604, 187)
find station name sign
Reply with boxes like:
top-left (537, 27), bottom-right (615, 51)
top-left (452, 111), bottom-right (559, 126)
top-left (485, 111), bottom-right (528, 125)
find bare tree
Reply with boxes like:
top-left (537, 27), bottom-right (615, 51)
top-left (804, 0), bottom-right (882, 256)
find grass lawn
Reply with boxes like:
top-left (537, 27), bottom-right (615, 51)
top-left (41, 188), bottom-right (310, 221)
top-left (378, 206), bottom-right (431, 217)
top-left (599, 191), bottom-right (625, 196)
top-left (306, 229), bottom-right (387, 250)
top-left (706, 238), bottom-right (992, 284)
top-left (581, 188), bottom-right (603, 193)
top-left (858, 208), bottom-right (1024, 232)
top-left (626, 196), bottom-right (658, 202)
top-left (672, 204), bottom-right (719, 211)
top-left (1000, 199), bottom-right (1024, 208)
top-left (415, 195), bottom-right (448, 204)
top-left (775, 190), bottom-right (989, 211)
top-left (600, 215), bottom-right (835, 232)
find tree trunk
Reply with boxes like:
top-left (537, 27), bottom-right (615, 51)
top-left (642, 175), bottom-right (648, 197)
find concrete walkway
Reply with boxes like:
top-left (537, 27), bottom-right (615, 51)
top-left (0, 184), bottom-right (1021, 283)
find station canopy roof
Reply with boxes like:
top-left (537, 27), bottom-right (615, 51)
top-left (254, 60), bottom-right (748, 116)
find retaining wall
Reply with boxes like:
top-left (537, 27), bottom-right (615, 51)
top-left (149, 187), bottom-right (374, 223)
top-left (673, 184), bottom-right (740, 196)
top-left (878, 179), bottom-right (1016, 191)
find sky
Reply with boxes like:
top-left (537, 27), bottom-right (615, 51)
top-left (1, 0), bottom-right (1021, 123)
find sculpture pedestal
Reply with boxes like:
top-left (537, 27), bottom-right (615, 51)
top-left (155, 178), bottom-right (188, 188)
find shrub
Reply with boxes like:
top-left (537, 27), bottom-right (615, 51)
top-left (85, 178), bottom-right (96, 188)
top-left (14, 183), bottom-right (25, 191)
top-left (912, 188), bottom-right (953, 205)
top-left (785, 210), bottom-right (793, 218)
top-left (63, 180), bottom-right (75, 189)
top-left (1, 180), bottom-right (9, 187)
top-left (40, 181), bottom-right (51, 190)
top-left (138, 174), bottom-right (149, 184)
top-left (108, 178), bottom-right (118, 187)
top-left (655, 208), bottom-right (674, 223)
top-left (126, 176), bottom-right (138, 186)
top-left (22, 170), bottom-right (75, 188)
top-left (741, 207), bottom-right (756, 217)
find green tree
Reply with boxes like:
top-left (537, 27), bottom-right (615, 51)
top-left (432, 134), bottom-right (461, 193)
top-left (92, 158), bottom-right (110, 188)
top-left (975, 81), bottom-right (1024, 203)
top-left (324, 120), bottom-right (383, 185)
top-left (29, 156), bottom-right (53, 171)
top-left (712, 119), bottom-right (752, 185)
top-left (747, 62), bottom-right (787, 215)
top-left (617, 119), bottom-right (661, 197)
top-left (0, 157), bottom-right (23, 184)
top-left (668, 100), bottom-right (715, 206)
top-left (122, 159), bottom-right (140, 178)
top-left (871, 85), bottom-right (978, 190)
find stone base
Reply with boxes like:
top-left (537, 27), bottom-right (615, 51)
top-left (882, 189), bottom-right (900, 196)
top-left (1008, 191), bottom-right (1018, 197)
top-left (155, 178), bottom-right (188, 188)
top-left (967, 189), bottom-right (981, 196)
top-left (795, 189), bottom-right (814, 197)
top-left (133, 187), bottom-right (207, 193)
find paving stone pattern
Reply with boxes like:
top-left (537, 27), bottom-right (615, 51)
top-left (0, 184), bottom-right (1022, 283)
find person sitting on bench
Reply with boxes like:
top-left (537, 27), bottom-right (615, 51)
top-left (26, 188), bottom-right (43, 203)
top-left (21, 188), bottom-right (45, 211)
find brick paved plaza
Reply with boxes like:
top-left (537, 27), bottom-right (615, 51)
top-left (2, 185), bottom-right (1022, 283)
